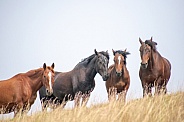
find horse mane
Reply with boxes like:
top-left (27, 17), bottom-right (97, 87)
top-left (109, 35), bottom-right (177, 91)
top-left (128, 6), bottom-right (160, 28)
top-left (80, 51), bottom-right (110, 64)
top-left (114, 50), bottom-right (130, 65)
top-left (145, 40), bottom-right (157, 52)
top-left (25, 68), bottom-right (43, 78)
top-left (99, 51), bottom-right (110, 60)
top-left (114, 50), bottom-right (130, 59)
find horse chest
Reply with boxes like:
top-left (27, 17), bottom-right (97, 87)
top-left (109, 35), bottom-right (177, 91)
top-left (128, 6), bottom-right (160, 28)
top-left (114, 80), bottom-right (126, 88)
top-left (142, 73), bottom-right (157, 84)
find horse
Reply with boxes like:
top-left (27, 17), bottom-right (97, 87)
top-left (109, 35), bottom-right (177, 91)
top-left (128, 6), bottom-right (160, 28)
top-left (39, 49), bottom-right (109, 109)
top-left (139, 37), bottom-right (171, 97)
top-left (106, 49), bottom-right (130, 103)
top-left (0, 63), bottom-right (55, 117)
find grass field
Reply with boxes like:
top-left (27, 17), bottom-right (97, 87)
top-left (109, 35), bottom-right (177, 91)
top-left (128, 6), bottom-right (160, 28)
top-left (4, 91), bottom-right (183, 122)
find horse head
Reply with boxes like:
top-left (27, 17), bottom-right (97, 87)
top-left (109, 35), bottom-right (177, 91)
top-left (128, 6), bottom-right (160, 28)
top-left (112, 49), bottom-right (130, 77)
top-left (139, 37), bottom-right (157, 69)
top-left (42, 63), bottom-right (55, 96)
top-left (94, 49), bottom-right (109, 81)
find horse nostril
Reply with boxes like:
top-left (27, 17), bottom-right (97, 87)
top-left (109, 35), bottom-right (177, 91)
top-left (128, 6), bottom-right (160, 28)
top-left (46, 89), bottom-right (52, 96)
top-left (46, 89), bottom-right (49, 94)
top-left (116, 72), bottom-right (122, 77)
top-left (141, 62), bottom-right (148, 69)
top-left (102, 74), bottom-right (109, 81)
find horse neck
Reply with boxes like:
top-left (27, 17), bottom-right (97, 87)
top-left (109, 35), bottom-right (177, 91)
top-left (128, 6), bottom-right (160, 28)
top-left (149, 50), bottom-right (160, 70)
top-left (26, 68), bottom-right (43, 94)
top-left (122, 65), bottom-right (129, 78)
top-left (85, 56), bottom-right (98, 80)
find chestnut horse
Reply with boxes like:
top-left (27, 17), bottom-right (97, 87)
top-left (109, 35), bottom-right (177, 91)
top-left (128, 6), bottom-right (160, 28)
top-left (39, 49), bottom-right (109, 109)
top-left (0, 63), bottom-right (55, 116)
top-left (139, 37), bottom-right (171, 97)
top-left (106, 49), bottom-right (130, 102)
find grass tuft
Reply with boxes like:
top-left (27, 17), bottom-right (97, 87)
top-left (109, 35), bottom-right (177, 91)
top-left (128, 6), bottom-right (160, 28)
top-left (3, 92), bottom-right (184, 122)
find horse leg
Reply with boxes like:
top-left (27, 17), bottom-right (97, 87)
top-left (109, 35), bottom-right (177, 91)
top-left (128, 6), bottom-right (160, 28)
top-left (20, 103), bottom-right (31, 116)
top-left (154, 77), bottom-right (162, 96)
top-left (108, 87), bottom-right (116, 102)
top-left (148, 84), bottom-right (152, 97)
top-left (14, 102), bottom-right (24, 117)
top-left (143, 84), bottom-right (149, 97)
top-left (81, 93), bottom-right (90, 107)
top-left (118, 90), bottom-right (127, 103)
top-left (41, 98), bottom-right (48, 111)
top-left (160, 80), bottom-right (167, 94)
top-left (74, 92), bottom-right (82, 107)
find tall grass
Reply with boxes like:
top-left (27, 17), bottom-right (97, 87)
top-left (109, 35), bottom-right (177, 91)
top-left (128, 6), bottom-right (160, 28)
top-left (5, 92), bottom-right (184, 122)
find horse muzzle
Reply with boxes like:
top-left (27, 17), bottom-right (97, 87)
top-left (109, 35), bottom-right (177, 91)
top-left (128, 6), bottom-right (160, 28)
top-left (116, 71), bottom-right (122, 77)
top-left (141, 62), bottom-right (148, 69)
top-left (102, 73), bottom-right (109, 81)
top-left (46, 89), bottom-right (53, 96)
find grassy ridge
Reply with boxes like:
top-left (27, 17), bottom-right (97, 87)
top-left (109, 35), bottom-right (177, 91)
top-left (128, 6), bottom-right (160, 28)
top-left (7, 92), bottom-right (184, 122)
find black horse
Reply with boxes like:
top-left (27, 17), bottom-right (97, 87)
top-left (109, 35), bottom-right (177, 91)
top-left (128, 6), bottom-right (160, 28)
top-left (39, 49), bottom-right (109, 109)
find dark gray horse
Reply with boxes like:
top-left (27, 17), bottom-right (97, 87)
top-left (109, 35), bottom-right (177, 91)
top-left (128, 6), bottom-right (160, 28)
top-left (39, 49), bottom-right (109, 109)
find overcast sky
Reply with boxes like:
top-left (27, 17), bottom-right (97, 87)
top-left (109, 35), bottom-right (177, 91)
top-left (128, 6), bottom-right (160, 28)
top-left (0, 0), bottom-right (184, 118)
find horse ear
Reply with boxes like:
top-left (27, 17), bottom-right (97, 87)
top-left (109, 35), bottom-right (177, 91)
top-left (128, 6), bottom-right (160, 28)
top-left (150, 37), bottom-right (153, 42)
top-left (43, 63), bottom-right (46, 70)
top-left (150, 37), bottom-right (157, 45)
top-left (94, 49), bottom-right (99, 56)
top-left (139, 37), bottom-right (143, 44)
top-left (51, 63), bottom-right (55, 69)
top-left (112, 49), bottom-right (115, 55)
top-left (124, 48), bottom-right (130, 55)
top-left (124, 48), bottom-right (127, 52)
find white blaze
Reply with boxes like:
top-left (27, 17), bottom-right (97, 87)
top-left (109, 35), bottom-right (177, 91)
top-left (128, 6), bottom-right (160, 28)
top-left (48, 72), bottom-right (52, 90)
top-left (118, 56), bottom-right (121, 65)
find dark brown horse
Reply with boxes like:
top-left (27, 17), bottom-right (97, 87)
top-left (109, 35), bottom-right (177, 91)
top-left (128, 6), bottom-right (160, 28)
top-left (139, 37), bottom-right (171, 97)
top-left (39, 49), bottom-right (109, 109)
top-left (106, 49), bottom-right (130, 102)
top-left (0, 63), bottom-right (55, 116)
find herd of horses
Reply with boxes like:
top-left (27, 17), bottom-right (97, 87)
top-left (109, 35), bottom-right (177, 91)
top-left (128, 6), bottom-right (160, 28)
top-left (0, 37), bottom-right (171, 117)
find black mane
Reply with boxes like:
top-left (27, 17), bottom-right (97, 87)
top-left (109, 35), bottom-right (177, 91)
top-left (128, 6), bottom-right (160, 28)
top-left (99, 51), bottom-right (110, 60)
top-left (80, 51), bottom-right (109, 65)
top-left (145, 40), bottom-right (157, 51)
top-left (114, 50), bottom-right (130, 59)
top-left (114, 50), bottom-right (130, 65)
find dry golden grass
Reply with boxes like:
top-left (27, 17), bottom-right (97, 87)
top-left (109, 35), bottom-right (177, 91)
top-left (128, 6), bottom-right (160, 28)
top-left (3, 92), bottom-right (184, 122)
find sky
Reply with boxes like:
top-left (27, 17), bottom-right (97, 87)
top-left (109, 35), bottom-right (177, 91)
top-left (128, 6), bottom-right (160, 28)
top-left (0, 0), bottom-right (184, 118)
